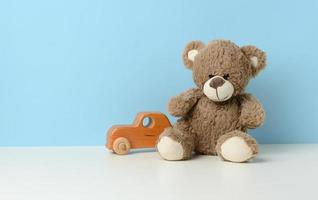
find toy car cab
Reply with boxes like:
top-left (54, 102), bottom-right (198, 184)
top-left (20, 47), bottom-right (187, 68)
top-left (106, 112), bottom-right (172, 155)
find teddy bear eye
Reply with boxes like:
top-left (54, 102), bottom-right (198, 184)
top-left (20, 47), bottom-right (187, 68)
top-left (208, 74), bottom-right (215, 79)
top-left (223, 74), bottom-right (230, 80)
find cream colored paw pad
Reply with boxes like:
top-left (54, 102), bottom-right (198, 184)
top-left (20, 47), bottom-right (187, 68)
top-left (220, 136), bottom-right (253, 162)
top-left (157, 136), bottom-right (183, 161)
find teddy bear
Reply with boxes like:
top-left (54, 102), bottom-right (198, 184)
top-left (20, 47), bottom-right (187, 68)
top-left (157, 39), bottom-right (266, 163)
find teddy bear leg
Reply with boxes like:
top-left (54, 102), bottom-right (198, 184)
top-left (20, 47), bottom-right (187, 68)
top-left (216, 130), bottom-right (258, 163)
top-left (157, 120), bottom-right (195, 161)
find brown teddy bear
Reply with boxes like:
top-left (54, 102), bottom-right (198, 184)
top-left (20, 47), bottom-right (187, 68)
top-left (157, 39), bottom-right (266, 163)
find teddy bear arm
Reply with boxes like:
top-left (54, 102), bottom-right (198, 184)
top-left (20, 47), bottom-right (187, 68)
top-left (239, 94), bottom-right (265, 129)
top-left (168, 88), bottom-right (203, 117)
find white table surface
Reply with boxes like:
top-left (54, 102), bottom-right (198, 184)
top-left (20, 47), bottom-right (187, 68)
top-left (0, 145), bottom-right (317, 200)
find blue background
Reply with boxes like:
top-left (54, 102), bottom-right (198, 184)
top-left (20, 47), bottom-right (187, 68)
top-left (1, 0), bottom-right (318, 146)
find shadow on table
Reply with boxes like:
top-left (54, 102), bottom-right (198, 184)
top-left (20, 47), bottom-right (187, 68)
top-left (128, 148), bottom-right (157, 155)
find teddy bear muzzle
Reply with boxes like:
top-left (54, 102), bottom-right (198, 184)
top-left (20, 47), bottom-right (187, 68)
top-left (203, 76), bottom-right (234, 102)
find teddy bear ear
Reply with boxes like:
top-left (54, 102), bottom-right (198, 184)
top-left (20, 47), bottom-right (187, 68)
top-left (241, 45), bottom-right (267, 76)
top-left (182, 41), bottom-right (205, 69)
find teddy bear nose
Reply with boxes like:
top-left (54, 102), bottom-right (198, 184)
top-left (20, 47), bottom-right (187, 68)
top-left (209, 77), bottom-right (225, 89)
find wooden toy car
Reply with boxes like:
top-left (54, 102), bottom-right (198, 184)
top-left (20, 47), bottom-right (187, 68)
top-left (106, 112), bottom-right (172, 155)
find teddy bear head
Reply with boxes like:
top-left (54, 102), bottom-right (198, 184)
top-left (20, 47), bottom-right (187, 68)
top-left (183, 40), bottom-right (266, 102)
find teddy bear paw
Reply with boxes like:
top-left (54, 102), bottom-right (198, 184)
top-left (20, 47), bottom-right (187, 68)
top-left (157, 136), bottom-right (184, 161)
top-left (219, 136), bottom-right (254, 163)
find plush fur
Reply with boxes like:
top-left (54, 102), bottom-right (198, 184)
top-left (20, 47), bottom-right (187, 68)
top-left (157, 39), bottom-right (267, 163)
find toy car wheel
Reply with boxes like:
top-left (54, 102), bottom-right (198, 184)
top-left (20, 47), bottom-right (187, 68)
top-left (113, 137), bottom-right (131, 155)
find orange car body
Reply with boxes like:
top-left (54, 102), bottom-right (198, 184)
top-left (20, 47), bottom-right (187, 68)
top-left (106, 112), bottom-right (172, 151)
